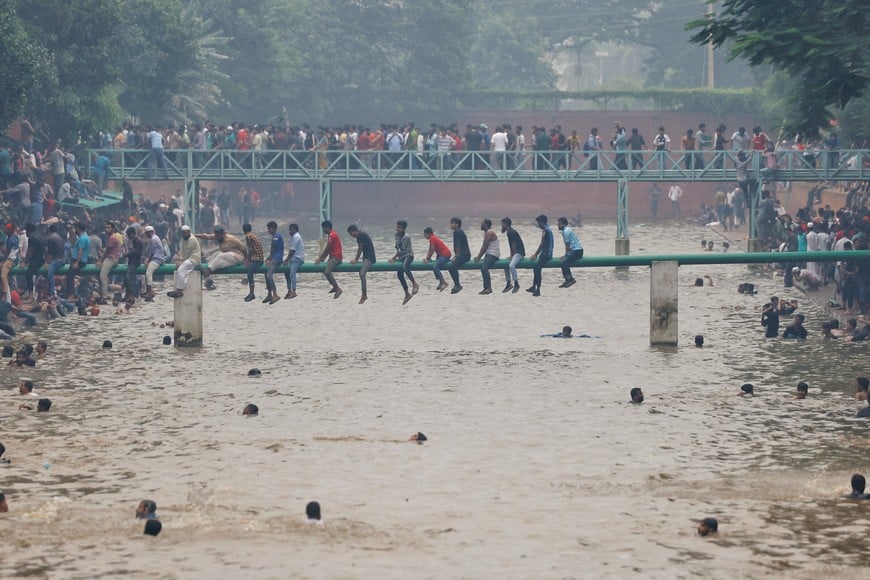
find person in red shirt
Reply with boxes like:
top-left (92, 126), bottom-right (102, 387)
top-left (422, 227), bottom-right (452, 292)
top-left (236, 125), bottom-right (250, 150)
top-left (752, 126), bottom-right (770, 151)
top-left (315, 220), bottom-right (343, 298)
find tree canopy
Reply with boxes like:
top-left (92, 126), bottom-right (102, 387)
top-left (688, 0), bottom-right (870, 134)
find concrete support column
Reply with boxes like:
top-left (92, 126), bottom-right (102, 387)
top-left (319, 179), bottom-right (332, 226)
top-left (650, 260), bottom-right (678, 346)
top-left (184, 179), bottom-right (197, 233)
top-left (174, 271), bottom-right (202, 347)
top-left (615, 238), bottom-right (630, 270)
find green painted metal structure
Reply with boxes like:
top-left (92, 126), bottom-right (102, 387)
top-left (90, 148), bottom-right (869, 241)
top-left (20, 251), bottom-right (869, 277)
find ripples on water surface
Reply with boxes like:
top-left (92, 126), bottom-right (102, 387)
top-left (1, 220), bottom-right (868, 579)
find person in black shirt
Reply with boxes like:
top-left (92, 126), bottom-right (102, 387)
top-left (447, 217), bottom-right (471, 294)
top-left (348, 224), bottom-right (376, 304)
top-left (23, 223), bottom-right (44, 299)
top-left (761, 296), bottom-right (781, 338)
top-left (45, 223), bottom-right (65, 298)
top-left (844, 473), bottom-right (870, 497)
top-left (782, 313), bottom-right (808, 339)
top-left (501, 218), bottom-right (525, 293)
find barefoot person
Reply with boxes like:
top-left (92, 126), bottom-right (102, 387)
top-left (283, 223), bottom-right (304, 299)
top-left (388, 220), bottom-right (418, 304)
top-left (528, 215), bottom-right (554, 297)
top-left (195, 226), bottom-right (246, 289)
top-left (348, 224), bottom-right (376, 304)
top-left (314, 220), bottom-right (343, 299)
top-left (473, 219), bottom-right (500, 295)
top-left (501, 217), bottom-right (525, 293)
top-left (422, 227), bottom-right (451, 292)
top-left (446, 217), bottom-right (471, 294)
top-left (242, 223), bottom-right (264, 302)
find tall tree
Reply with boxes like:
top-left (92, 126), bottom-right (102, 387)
top-left (0, 0), bottom-right (55, 136)
top-left (688, 0), bottom-right (870, 134)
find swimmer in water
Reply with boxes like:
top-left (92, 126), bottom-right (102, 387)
top-left (136, 500), bottom-right (158, 519)
top-left (630, 387), bottom-right (644, 404)
top-left (858, 399), bottom-right (870, 418)
top-left (248, 368), bottom-right (261, 377)
top-left (697, 517), bottom-right (718, 536)
top-left (844, 474), bottom-right (869, 499)
top-left (855, 377), bottom-right (868, 401)
top-left (144, 519), bottom-right (162, 536)
top-left (694, 335), bottom-right (704, 348)
top-left (794, 382), bottom-right (808, 399)
top-left (242, 403), bottom-right (259, 416)
top-left (18, 379), bottom-right (36, 396)
top-left (0, 492), bottom-right (7, 513)
top-left (409, 432), bottom-right (428, 443)
top-left (739, 384), bottom-right (754, 397)
top-left (306, 501), bottom-right (322, 524)
top-left (692, 275), bottom-right (714, 287)
top-left (560, 325), bottom-right (573, 338)
top-left (19, 398), bottom-right (51, 412)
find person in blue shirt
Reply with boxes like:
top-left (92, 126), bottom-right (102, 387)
top-left (91, 154), bottom-right (110, 195)
top-left (264, 220), bottom-right (284, 304)
top-left (528, 215), bottom-right (554, 297)
top-left (66, 222), bottom-right (90, 300)
top-left (557, 216), bottom-right (584, 288)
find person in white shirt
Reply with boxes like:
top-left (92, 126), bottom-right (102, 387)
top-left (490, 126), bottom-right (508, 169)
top-left (668, 183), bottom-right (683, 218)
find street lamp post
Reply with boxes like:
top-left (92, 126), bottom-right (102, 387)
top-left (594, 50), bottom-right (609, 86)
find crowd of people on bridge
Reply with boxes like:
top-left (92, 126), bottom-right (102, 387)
top-left (89, 118), bottom-right (863, 176)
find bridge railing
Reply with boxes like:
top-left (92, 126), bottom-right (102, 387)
top-left (89, 148), bottom-right (870, 182)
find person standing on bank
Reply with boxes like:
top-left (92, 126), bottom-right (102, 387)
top-left (348, 224), bottom-right (376, 304)
top-left (528, 214), bottom-right (554, 297)
top-left (473, 219), bottom-right (500, 295)
top-left (557, 216), bottom-right (583, 288)
top-left (283, 223), bottom-right (304, 300)
top-left (388, 220), bottom-right (418, 305)
top-left (242, 223), bottom-right (264, 302)
top-left (315, 220), bottom-right (343, 299)
top-left (263, 221), bottom-right (283, 304)
top-left (501, 218), bottom-right (525, 293)
top-left (447, 217), bottom-right (471, 294)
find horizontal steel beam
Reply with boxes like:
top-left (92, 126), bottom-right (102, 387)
top-left (21, 251), bottom-right (869, 277)
top-left (89, 149), bottom-right (870, 183)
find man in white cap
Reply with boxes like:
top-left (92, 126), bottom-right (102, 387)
top-left (167, 225), bottom-right (201, 298)
top-left (792, 266), bottom-right (821, 289)
top-left (143, 225), bottom-right (166, 301)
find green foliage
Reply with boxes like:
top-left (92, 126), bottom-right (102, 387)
top-left (117, 0), bottom-right (199, 121)
top-left (0, 0), bottom-right (55, 136)
top-left (687, 0), bottom-right (870, 135)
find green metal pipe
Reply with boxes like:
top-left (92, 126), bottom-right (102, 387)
top-left (18, 251), bottom-right (869, 276)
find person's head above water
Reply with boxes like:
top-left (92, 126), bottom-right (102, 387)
top-left (144, 519), bottom-right (162, 536)
top-left (248, 368), bottom-right (261, 377)
top-left (102, 340), bottom-right (112, 349)
top-left (19, 379), bottom-right (34, 394)
top-left (561, 326), bottom-right (573, 337)
top-left (306, 501), bottom-right (321, 521)
top-left (697, 517), bottom-right (718, 536)
top-left (630, 387), bottom-right (644, 404)
top-left (0, 492), bottom-right (7, 513)
top-left (37, 398), bottom-right (51, 412)
top-left (740, 384), bottom-right (754, 396)
top-left (796, 382), bottom-right (809, 399)
top-left (243, 403), bottom-right (259, 416)
top-left (694, 277), bottom-right (704, 287)
top-left (136, 499), bottom-right (157, 519)
top-left (409, 432), bottom-right (427, 443)
top-left (694, 335), bottom-right (704, 348)
top-left (852, 473), bottom-right (866, 494)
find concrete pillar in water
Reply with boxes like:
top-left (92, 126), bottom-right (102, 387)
top-left (174, 271), bottom-right (202, 347)
top-left (747, 238), bottom-right (764, 253)
top-left (615, 238), bottom-right (630, 270)
top-left (650, 260), bottom-right (678, 346)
